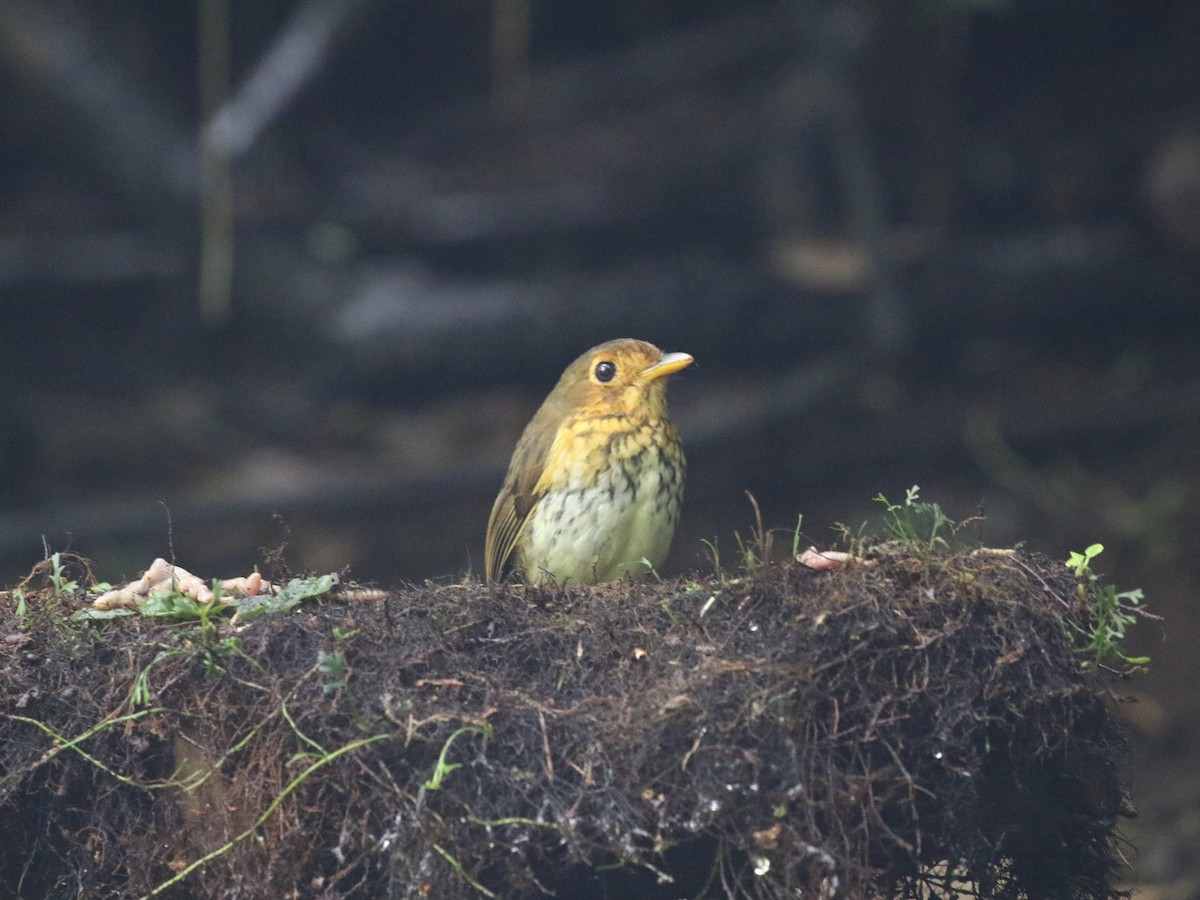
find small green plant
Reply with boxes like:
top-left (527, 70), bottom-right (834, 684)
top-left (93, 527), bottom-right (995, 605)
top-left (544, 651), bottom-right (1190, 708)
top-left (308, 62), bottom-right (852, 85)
top-left (424, 723), bottom-right (493, 791)
top-left (199, 583), bottom-right (224, 648)
top-left (790, 514), bottom-right (805, 559)
top-left (830, 519), bottom-right (871, 561)
top-left (317, 648), bottom-right (349, 694)
top-left (12, 588), bottom-right (27, 618)
top-left (637, 557), bottom-right (662, 580)
top-left (733, 531), bottom-right (759, 571)
top-left (209, 635), bottom-right (265, 672)
top-left (1065, 543), bottom-right (1104, 580)
top-left (135, 588), bottom-right (221, 621)
top-left (131, 648), bottom-right (192, 707)
top-left (48, 552), bottom-right (79, 597)
top-left (1066, 543), bottom-right (1150, 672)
top-left (700, 538), bottom-right (722, 574)
top-left (875, 485), bottom-right (955, 550)
top-left (741, 491), bottom-right (772, 573)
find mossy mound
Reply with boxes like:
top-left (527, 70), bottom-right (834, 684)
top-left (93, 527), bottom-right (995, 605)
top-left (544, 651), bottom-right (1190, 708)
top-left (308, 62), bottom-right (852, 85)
top-left (0, 551), bottom-right (1131, 898)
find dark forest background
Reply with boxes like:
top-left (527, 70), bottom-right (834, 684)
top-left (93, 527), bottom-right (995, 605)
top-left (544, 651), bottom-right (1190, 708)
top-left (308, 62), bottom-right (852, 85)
top-left (2, 0), bottom-right (1198, 891)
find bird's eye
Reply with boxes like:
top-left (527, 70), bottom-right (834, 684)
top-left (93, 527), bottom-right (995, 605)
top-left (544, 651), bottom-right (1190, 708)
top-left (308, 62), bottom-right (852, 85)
top-left (594, 360), bottom-right (617, 383)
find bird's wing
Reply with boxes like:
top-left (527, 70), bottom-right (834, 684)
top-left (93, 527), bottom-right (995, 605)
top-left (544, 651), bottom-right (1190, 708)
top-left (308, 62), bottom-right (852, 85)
top-left (484, 409), bottom-right (561, 581)
top-left (484, 484), bottom-right (525, 581)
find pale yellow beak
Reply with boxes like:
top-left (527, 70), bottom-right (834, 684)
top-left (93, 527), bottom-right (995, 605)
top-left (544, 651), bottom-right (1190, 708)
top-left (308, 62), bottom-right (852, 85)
top-left (642, 351), bottom-right (694, 382)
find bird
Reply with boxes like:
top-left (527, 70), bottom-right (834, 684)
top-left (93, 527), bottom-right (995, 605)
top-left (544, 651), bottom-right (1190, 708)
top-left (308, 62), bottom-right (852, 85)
top-left (485, 338), bottom-right (693, 585)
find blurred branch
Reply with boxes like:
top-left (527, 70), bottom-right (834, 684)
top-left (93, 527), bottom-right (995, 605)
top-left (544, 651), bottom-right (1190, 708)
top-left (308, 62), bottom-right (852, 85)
top-left (197, 0), bottom-right (379, 320)
top-left (198, 0), bottom-right (234, 322)
top-left (491, 0), bottom-right (531, 114)
top-left (203, 0), bottom-right (380, 159)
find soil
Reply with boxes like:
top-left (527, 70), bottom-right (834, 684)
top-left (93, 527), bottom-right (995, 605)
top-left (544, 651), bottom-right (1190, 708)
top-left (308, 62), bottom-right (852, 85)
top-left (0, 551), bottom-right (1136, 898)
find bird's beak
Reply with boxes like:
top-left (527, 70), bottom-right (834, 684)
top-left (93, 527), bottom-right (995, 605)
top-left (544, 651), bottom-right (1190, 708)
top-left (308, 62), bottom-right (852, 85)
top-left (641, 351), bottom-right (694, 382)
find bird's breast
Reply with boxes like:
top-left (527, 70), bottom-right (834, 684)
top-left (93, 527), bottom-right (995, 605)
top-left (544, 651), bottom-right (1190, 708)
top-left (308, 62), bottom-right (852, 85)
top-left (519, 416), bottom-right (684, 584)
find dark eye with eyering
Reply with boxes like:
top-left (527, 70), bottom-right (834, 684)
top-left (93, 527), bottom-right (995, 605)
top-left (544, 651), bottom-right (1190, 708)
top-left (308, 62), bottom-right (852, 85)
top-left (594, 360), bottom-right (617, 383)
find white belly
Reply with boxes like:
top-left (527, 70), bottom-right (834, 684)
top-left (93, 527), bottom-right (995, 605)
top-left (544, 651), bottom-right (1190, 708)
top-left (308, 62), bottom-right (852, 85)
top-left (519, 461), bottom-right (681, 585)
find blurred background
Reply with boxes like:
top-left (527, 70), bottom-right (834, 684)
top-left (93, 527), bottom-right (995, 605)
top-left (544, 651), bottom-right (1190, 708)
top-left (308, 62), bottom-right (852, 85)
top-left (1, 0), bottom-right (1198, 891)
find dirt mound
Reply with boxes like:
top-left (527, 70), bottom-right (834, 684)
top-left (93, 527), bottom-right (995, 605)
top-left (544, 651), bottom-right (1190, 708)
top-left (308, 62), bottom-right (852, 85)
top-left (0, 551), bottom-right (1133, 898)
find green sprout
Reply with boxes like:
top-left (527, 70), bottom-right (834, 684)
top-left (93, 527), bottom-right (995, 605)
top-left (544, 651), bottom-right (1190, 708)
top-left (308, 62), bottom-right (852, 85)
top-left (316, 648), bottom-right (349, 695)
top-left (12, 588), bottom-right (27, 619)
top-left (424, 723), bottom-right (493, 792)
top-left (875, 485), bottom-right (955, 551)
top-left (48, 552), bottom-right (79, 597)
top-left (1065, 543), bottom-right (1150, 672)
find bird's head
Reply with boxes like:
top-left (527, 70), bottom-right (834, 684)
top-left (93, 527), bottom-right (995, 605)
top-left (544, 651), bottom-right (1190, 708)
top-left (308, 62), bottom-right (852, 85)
top-left (551, 339), bottom-right (693, 420)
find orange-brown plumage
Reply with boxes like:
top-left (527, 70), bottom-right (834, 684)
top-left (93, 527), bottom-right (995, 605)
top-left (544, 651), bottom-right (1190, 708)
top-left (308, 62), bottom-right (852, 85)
top-left (485, 338), bottom-right (692, 584)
